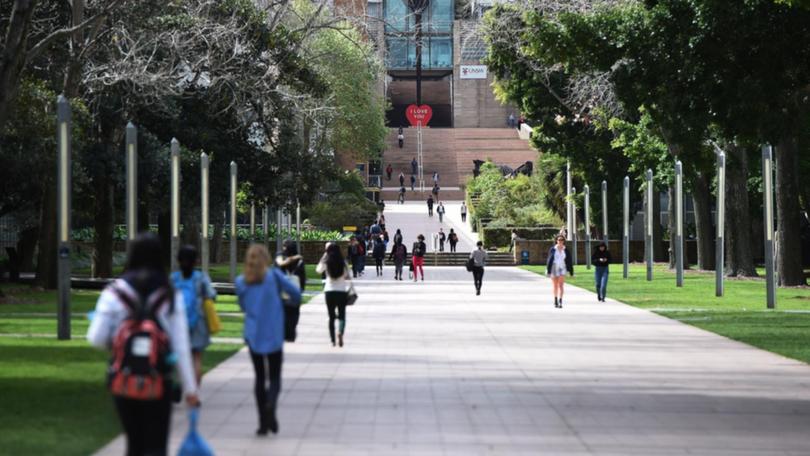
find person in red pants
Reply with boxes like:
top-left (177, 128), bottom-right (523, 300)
top-left (412, 234), bottom-right (427, 281)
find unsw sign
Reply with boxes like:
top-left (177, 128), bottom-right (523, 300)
top-left (460, 65), bottom-right (488, 79)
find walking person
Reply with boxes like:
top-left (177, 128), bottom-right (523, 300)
top-left (171, 245), bottom-right (216, 384)
top-left (438, 228), bottom-right (446, 252)
top-left (378, 214), bottom-right (386, 232)
top-left (348, 236), bottom-right (361, 277)
top-left (399, 171), bottom-right (405, 187)
top-left (448, 229), bottom-right (459, 253)
top-left (386, 164), bottom-right (393, 181)
top-left (460, 202), bottom-right (468, 223)
top-left (436, 202), bottom-right (445, 222)
top-left (432, 183), bottom-right (440, 202)
top-left (509, 229), bottom-right (519, 253)
top-left (389, 238), bottom-right (408, 280)
top-left (393, 228), bottom-right (403, 245)
top-left (276, 240), bottom-right (306, 341)
top-left (398, 131), bottom-right (404, 148)
top-left (412, 234), bottom-right (427, 281)
top-left (508, 112), bottom-right (516, 128)
top-left (399, 186), bottom-right (406, 204)
top-left (592, 242), bottom-right (611, 302)
top-left (411, 157), bottom-right (418, 175)
top-left (427, 195), bottom-right (434, 217)
top-left (316, 243), bottom-right (352, 347)
top-left (236, 244), bottom-right (302, 435)
top-left (432, 171), bottom-right (439, 185)
top-left (547, 235), bottom-right (574, 308)
top-left (87, 234), bottom-right (199, 455)
top-left (469, 241), bottom-right (488, 295)
top-left (410, 174), bottom-right (416, 191)
top-left (373, 236), bottom-right (386, 276)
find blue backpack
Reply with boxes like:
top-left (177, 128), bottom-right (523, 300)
top-left (171, 271), bottom-right (202, 329)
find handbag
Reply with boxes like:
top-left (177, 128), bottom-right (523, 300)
top-left (346, 281), bottom-right (358, 306)
top-left (202, 298), bottom-right (221, 334)
top-left (274, 268), bottom-right (302, 342)
top-left (465, 257), bottom-right (475, 272)
top-left (178, 409), bottom-right (214, 456)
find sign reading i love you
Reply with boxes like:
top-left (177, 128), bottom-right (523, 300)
top-left (406, 104), bottom-right (432, 127)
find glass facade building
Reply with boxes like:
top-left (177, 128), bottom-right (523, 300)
top-left (384, 0), bottom-right (454, 70)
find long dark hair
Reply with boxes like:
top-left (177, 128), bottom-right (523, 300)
top-left (123, 233), bottom-right (171, 301)
top-left (325, 243), bottom-right (346, 278)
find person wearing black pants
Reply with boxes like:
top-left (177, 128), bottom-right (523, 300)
top-left (469, 241), bottom-right (489, 295)
top-left (591, 242), bottom-right (611, 301)
top-left (249, 349), bottom-right (282, 433)
top-left (316, 243), bottom-right (352, 347)
top-left (113, 393), bottom-right (172, 456)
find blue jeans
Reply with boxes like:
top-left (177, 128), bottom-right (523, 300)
top-left (595, 266), bottom-right (609, 299)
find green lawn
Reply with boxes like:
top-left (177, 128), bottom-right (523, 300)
top-left (522, 263), bottom-right (810, 364)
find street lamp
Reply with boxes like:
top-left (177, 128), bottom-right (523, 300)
top-left (406, 0), bottom-right (430, 106)
top-left (56, 95), bottom-right (72, 340)
top-left (170, 138), bottom-right (180, 272)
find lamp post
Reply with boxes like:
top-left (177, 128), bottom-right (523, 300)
top-left (229, 162), bottom-right (237, 283)
top-left (406, 0), bottom-right (430, 106)
top-left (201, 153), bottom-right (210, 275)
top-left (585, 185), bottom-right (591, 270)
top-left (601, 180), bottom-right (608, 244)
top-left (296, 199), bottom-right (301, 247)
top-left (716, 153), bottom-right (726, 296)
top-left (623, 176), bottom-right (629, 279)
top-left (572, 187), bottom-right (578, 265)
top-left (263, 204), bottom-right (269, 246)
top-left (762, 145), bottom-right (776, 308)
top-left (56, 95), bottom-right (72, 340)
top-left (566, 161), bottom-right (572, 240)
top-left (125, 122), bottom-right (137, 246)
top-left (170, 138), bottom-right (180, 272)
top-left (675, 160), bottom-right (684, 287)
top-left (646, 169), bottom-right (654, 281)
top-left (250, 203), bottom-right (256, 240)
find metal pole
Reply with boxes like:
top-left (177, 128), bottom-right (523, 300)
top-left (276, 208), bottom-right (282, 255)
top-left (125, 122), bottom-right (137, 245)
top-left (250, 203), bottom-right (256, 240)
top-left (263, 204), bottom-right (269, 247)
top-left (585, 185), bottom-right (591, 269)
top-left (716, 153), bottom-right (725, 296)
top-left (623, 176), bottom-right (629, 279)
top-left (56, 95), bottom-right (72, 340)
top-left (229, 162), bottom-right (237, 283)
top-left (675, 160), bottom-right (684, 287)
top-left (201, 153), bottom-right (210, 276)
top-left (572, 187), bottom-right (578, 265)
top-left (762, 145), bottom-right (776, 308)
top-left (646, 169), bottom-right (654, 281)
top-left (170, 138), bottom-right (180, 272)
top-left (296, 199), bottom-right (301, 247)
top-left (566, 161), bottom-right (572, 240)
top-left (601, 180), bottom-right (608, 244)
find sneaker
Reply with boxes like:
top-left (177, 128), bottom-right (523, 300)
top-left (338, 333), bottom-right (344, 347)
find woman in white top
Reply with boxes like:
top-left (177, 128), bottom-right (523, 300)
top-left (546, 235), bottom-right (574, 308)
top-left (316, 242), bottom-right (353, 347)
top-left (86, 234), bottom-right (199, 455)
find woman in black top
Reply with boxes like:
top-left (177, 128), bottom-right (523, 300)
top-left (591, 242), bottom-right (611, 302)
top-left (412, 234), bottom-right (427, 281)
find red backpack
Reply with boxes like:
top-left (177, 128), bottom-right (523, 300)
top-left (108, 283), bottom-right (173, 400)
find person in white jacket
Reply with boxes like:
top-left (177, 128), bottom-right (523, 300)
top-left (87, 234), bottom-right (199, 456)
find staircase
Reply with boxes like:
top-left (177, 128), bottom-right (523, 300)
top-left (367, 251), bottom-right (516, 266)
top-left (380, 128), bottom-right (536, 202)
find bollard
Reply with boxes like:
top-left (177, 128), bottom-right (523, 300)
top-left (762, 146), bottom-right (776, 308)
top-left (623, 176), bottom-right (629, 279)
top-left (170, 139), bottom-right (180, 272)
top-left (675, 160), bottom-right (684, 287)
top-left (56, 95), bottom-right (72, 340)
top-left (201, 153), bottom-right (210, 275)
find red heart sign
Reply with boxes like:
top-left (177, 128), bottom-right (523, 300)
top-left (406, 104), bottom-right (432, 127)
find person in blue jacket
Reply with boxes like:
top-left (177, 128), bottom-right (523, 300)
top-left (236, 244), bottom-right (302, 436)
top-left (546, 235), bottom-right (574, 308)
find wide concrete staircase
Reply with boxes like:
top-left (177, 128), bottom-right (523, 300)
top-left (366, 251), bottom-right (517, 266)
top-left (380, 128), bottom-right (536, 202)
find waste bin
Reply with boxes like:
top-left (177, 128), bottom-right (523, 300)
top-left (521, 250), bottom-right (530, 265)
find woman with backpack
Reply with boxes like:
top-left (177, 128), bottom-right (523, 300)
top-left (87, 233), bottom-right (199, 455)
top-left (316, 243), bottom-right (353, 347)
top-left (547, 235), bottom-right (574, 308)
top-left (236, 244), bottom-right (302, 436)
top-left (412, 234), bottom-right (427, 281)
top-left (276, 240), bottom-right (306, 341)
top-left (389, 238), bottom-right (408, 280)
top-left (372, 236), bottom-right (387, 276)
top-left (448, 229), bottom-right (459, 253)
top-left (171, 245), bottom-right (217, 384)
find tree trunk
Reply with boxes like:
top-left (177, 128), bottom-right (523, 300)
top-left (775, 137), bottom-right (806, 286)
top-left (692, 172), bottom-right (715, 270)
top-left (92, 176), bottom-right (114, 278)
top-left (667, 184), bottom-right (676, 268)
top-left (211, 214), bottom-right (224, 264)
top-left (35, 181), bottom-right (57, 288)
top-left (652, 185), bottom-right (665, 261)
top-left (137, 202), bottom-right (150, 234)
top-left (0, 0), bottom-right (37, 132)
top-left (182, 209), bottom-right (200, 251)
top-left (725, 143), bottom-right (757, 277)
top-left (17, 226), bottom-right (38, 272)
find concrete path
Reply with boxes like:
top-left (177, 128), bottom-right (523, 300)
top-left (382, 201), bottom-right (477, 252)
top-left (95, 267), bottom-right (810, 455)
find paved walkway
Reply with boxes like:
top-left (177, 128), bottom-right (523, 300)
top-left (95, 267), bottom-right (810, 455)
top-left (382, 201), bottom-right (477, 252)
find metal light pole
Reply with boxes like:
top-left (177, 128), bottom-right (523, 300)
top-left (250, 203), bottom-right (256, 240)
top-left (646, 169), bottom-right (654, 281)
top-left (585, 185), bottom-right (591, 270)
top-left (572, 187), bottom-right (578, 265)
top-left (125, 122), bottom-right (137, 246)
top-left (296, 199), bottom-right (301, 247)
top-left (675, 160), bottom-right (684, 287)
top-left (263, 204), bottom-right (269, 246)
top-left (566, 161), bottom-right (573, 240)
top-left (623, 176), bottom-right (629, 279)
top-left (716, 153), bottom-right (726, 297)
top-left (201, 153), bottom-right (210, 275)
top-left (601, 180), bottom-right (608, 244)
top-left (229, 162), bottom-right (237, 283)
top-left (276, 208), bottom-right (282, 255)
top-left (170, 138), bottom-right (180, 272)
top-left (56, 95), bottom-right (72, 340)
top-left (762, 145), bottom-right (776, 308)
top-left (406, 0), bottom-right (430, 106)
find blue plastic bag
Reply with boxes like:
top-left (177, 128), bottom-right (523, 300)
top-left (177, 409), bottom-right (214, 456)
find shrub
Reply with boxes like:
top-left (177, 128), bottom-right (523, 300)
top-left (482, 226), bottom-right (560, 248)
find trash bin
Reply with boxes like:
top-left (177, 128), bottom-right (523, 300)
top-left (521, 250), bottom-right (530, 265)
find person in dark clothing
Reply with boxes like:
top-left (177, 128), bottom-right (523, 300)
top-left (399, 172), bottom-right (405, 187)
top-left (546, 235), bottom-right (574, 308)
top-left (438, 228), bottom-right (446, 252)
top-left (389, 239), bottom-right (408, 280)
top-left (410, 174), bottom-right (416, 191)
top-left (394, 228), bottom-right (403, 245)
top-left (275, 240), bottom-right (305, 343)
top-left (372, 237), bottom-right (386, 276)
top-left (427, 196), bottom-right (434, 216)
top-left (448, 229), bottom-right (459, 252)
top-left (469, 241), bottom-right (489, 295)
top-left (592, 242), bottom-right (611, 302)
top-left (348, 236), bottom-right (360, 278)
top-left (412, 234), bottom-right (427, 281)
top-left (411, 158), bottom-right (418, 175)
top-left (316, 243), bottom-right (352, 347)
top-left (398, 132), bottom-right (404, 148)
top-left (386, 164), bottom-right (393, 181)
top-left (432, 183), bottom-right (440, 202)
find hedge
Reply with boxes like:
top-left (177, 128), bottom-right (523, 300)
top-left (482, 226), bottom-right (560, 248)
